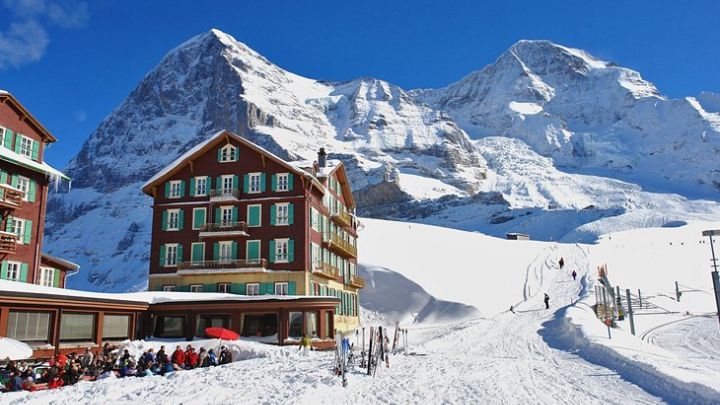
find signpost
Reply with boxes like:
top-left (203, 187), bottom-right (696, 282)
top-left (702, 230), bottom-right (720, 326)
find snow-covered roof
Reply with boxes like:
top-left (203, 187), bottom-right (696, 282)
top-left (288, 159), bottom-right (343, 178)
top-left (41, 253), bottom-right (80, 270)
top-left (0, 89), bottom-right (8, 95)
top-left (0, 279), bottom-right (339, 305)
top-left (0, 147), bottom-right (69, 182)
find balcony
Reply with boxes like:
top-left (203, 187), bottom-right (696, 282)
top-left (330, 210), bottom-right (352, 229)
top-left (324, 234), bottom-right (357, 258)
top-left (0, 232), bottom-right (17, 254)
top-left (209, 188), bottom-right (240, 202)
top-left (312, 263), bottom-right (341, 280)
top-left (0, 184), bottom-right (23, 209)
top-left (177, 258), bottom-right (267, 274)
top-left (349, 275), bottom-right (365, 289)
top-left (198, 222), bottom-right (249, 239)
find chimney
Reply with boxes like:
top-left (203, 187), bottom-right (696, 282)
top-left (318, 148), bottom-right (327, 168)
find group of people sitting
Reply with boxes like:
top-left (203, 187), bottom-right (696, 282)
top-left (1, 342), bottom-right (235, 393)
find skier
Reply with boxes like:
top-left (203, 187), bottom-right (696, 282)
top-left (299, 333), bottom-right (312, 356)
top-left (571, 270), bottom-right (577, 281)
top-left (509, 305), bottom-right (515, 314)
top-left (559, 257), bottom-right (565, 269)
top-left (544, 293), bottom-right (550, 309)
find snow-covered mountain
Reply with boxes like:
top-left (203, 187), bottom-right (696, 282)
top-left (44, 29), bottom-right (720, 293)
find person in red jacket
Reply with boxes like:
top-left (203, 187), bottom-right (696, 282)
top-left (48, 375), bottom-right (64, 389)
top-left (184, 345), bottom-right (198, 369)
top-left (171, 345), bottom-right (185, 371)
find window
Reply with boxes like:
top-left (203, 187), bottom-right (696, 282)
top-left (249, 173), bottom-right (261, 193)
top-left (16, 176), bottom-right (29, 201)
top-left (305, 312), bottom-right (318, 338)
top-left (276, 203), bottom-right (289, 225)
top-left (222, 175), bottom-right (234, 194)
top-left (10, 218), bottom-right (24, 244)
top-left (59, 313), bottom-right (95, 342)
top-left (195, 177), bottom-right (207, 196)
top-left (246, 283), bottom-right (260, 296)
top-left (247, 205), bottom-right (261, 227)
top-left (288, 312), bottom-right (302, 338)
top-left (311, 207), bottom-right (321, 232)
top-left (275, 239), bottom-right (289, 262)
top-left (167, 209), bottom-right (180, 230)
top-left (276, 173), bottom-right (289, 191)
top-left (190, 284), bottom-right (203, 293)
top-left (155, 316), bottom-right (185, 338)
top-left (192, 207), bottom-right (206, 230)
top-left (168, 180), bottom-right (182, 198)
top-left (246, 240), bottom-right (261, 262)
top-left (19, 135), bottom-right (33, 158)
top-left (39, 267), bottom-right (55, 287)
top-left (191, 242), bottom-right (205, 264)
top-left (274, 282), bottom-right (289, 295)
top-left (165, 244), bottom-right (178, 267)
top-left (218, 241), bottom-right (233, 263)
top-left (162, 285), bottom-right (176, 292)
top-left (219, 144), bottom-right (237, 162)
top-left (0, 126), bottom-right (5, 147)
top-left (5, 261), bottom-right (20, 280)
top-left (311, 243), bottom-right (321, 268)
top-left (102, 315), bottom-right (130, 340)
top-left (7, 311), bottom-right (52, 343)
top-left (218, 283), bottom-right (231, 293)
top-left (196, 315), bottom-right (230, 337)
top-left (221, 206), bottom-right (233, 225)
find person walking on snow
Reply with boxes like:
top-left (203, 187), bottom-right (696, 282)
top-left (559, 257), bottom-right (565, 269)
top-left (299, 334), bottom-right (312, 356)
top-left (571, 270), bottom-right (577, 281)
top-left (544, 293), bottom-right (550, 309)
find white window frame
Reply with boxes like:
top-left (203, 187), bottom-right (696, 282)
top-left (165, 243), bottom-right (178, 267)
top-left (11, 218), bottom-right (25, 244)
top-left (275, 203), bottom-right (289, 226)
top-left (218, 241), bottom-right (233, 263)
top-left (247, 204), bottom-right (262, 227)
top-left (195, 177), bottom-right (207, 196)
top-left (19, 135), bottom-right (33, 158)
top-left (248, 172), bottom-right (261, 194)
top-left (16, 176), bottom-right (30, 202)
top-left (274, 282), bottom-right (289, 295)
top-left (219, 144), bottom-right (237, 163)
top-left (191, 207), bottom-right (206, 230)
top-left (246, 283), bottom-right (260, 296)
top-left (167, 208), bottom-right (180, 231)
top-left (189, 284), bottom-right (203, 293)
top-left (311, 242), bottom-right (321, 268)
top-left (5, 261), bottom-right (21, 281)
top-left (162, 285), bottom-right (176, 292)
top-left (0, 126), bottom-right (5, 147)
top-left (218, 283), bottom-right (231, 293)
top-left (190, 242), bottom-right (205, 264)
top-left (168, 180), bottom-right (182, 198)
top-left (276, 173), bottom-right (289, 192)
top-left (275, 238), bottom-right (289, 263)
top-left (39, 267), bottom-right (55, 287)
top-left (221, 175), bottom-right (234, 195)
top-left (220, 205), bottom-right (233, 225)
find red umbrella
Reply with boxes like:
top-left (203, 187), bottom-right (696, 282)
top-left (205, 327), bottom-right (239, 340)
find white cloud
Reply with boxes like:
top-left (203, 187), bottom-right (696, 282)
top-left (73, 109), bottom-right (87, 123)
top-left (0, 0), bottom-right (88, 69)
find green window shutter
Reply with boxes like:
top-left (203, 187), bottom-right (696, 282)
top-left (176, 244), bottom-right (183, 263)
top-left (231, 206), bottom-right (238, 222)
top-left (288, 203), bottom-right (294, 225)
top-left (189, 177), bottom-right (195, 196)
top-left (247, 241), bottom-right (260, 261)
top-left (215, 207), bottom-right (221, 224)
top-left (203, 283), bottom-right (216, 293)
top-left (177, 285), bottom-right (190, 292)
top-left (231, 283), bottom-right (245, 295)
top-left (1, 261), bottom-right (7, 279)
top-left (213, 242), bottom-right (219, 260)
top-left (0, 170), bottom-right (6, 184)
top-left (288, 239), bottom-right (295, 262)
top-left (179, 180), bottom-right (185, 197)
top-left (178, 209), bottom-right (184, 230)
top-left (270, 204), bottom-right (276, 226)
top-left (164, 182), bottom-right (170, 198)
top-left (19, 263), bottom-right (28, 282)
top-left (161, 210), bottom-right (168, 231)
top-left (215, 176), bottom-right (222, 191)
top-left (243, 174), bottom-right (249, 193)
top-left (231, 241), bottom-right (238, 260)
top-left (5, 217), bottom-right (12, 232)
top-left (13, 134), bottom-right (21, 153)
top-left (23, 220), bottom-right (32, 244)
top-left (205, 176), bottom-right (211, 194)
top-left (262, 283), bottom-right (273, 295)
top-left (192, 244), bottom-right (204, 262)
top-left (288, 281), bottom-right (296, 295)
top-left (260, 173), bottom-right (267, 192)
top-left (10, 174), bottom-right (18, 188)
top-left (53, 268), bottom-right (61, 287)
top-left (288, 173), bottom-right (294, 190)
top-left (271, 174), bottom-right (277, 192)
top-left (193, 208), bottom-right (206, 229)
top-left (3, 129), bottom-right (12, 148)
top-left (248, 206), bottom-right (260, 226)
top-left (27, 181), bottom-right (36, 203)
top-left (269, 240), bottom-right (276, 263)
top-left (159, 245), bottom-right (166, 267)
top-left (217, 148), bottom-right (223, 162)
top-left (31, 140), bottom-right (39, 161)
top-left (232, 175), bottom-right (239, 191)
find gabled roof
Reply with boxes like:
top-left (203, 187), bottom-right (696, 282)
top-left (289, 159), bottom-right (356, 210)
top-left (0, 147), bottom-right (69, 181)
top-left (0, 90), bottom-right (57, 142)
top-left (41, 253), bottom-right (80, 271)
top-left (141, 130), bottom-right (325, 195)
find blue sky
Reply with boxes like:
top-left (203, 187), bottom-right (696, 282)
top-left (1, 0), bottom-right (719, 168)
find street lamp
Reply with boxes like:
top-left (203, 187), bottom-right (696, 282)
top-left (701, 230), bottom-right (720, 326)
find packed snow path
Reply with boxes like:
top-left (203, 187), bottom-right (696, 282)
top-left (7, 243), bottom-right (691, 405)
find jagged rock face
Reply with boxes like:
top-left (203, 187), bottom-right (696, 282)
top-left (44, 30), bottom-right (720, 293)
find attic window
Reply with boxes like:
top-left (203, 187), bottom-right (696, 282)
top-left (218, 144), bottom-right (238, 163)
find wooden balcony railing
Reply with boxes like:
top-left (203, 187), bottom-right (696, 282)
top-left (177, 258), bottom-right (267, 272)
top-left (349, 275), bottom-right (365, 288)
top-left (0, 232), bottom-right (18, 254)
top-left (325, 234), bottom-right (357, 258)
top-left (330, 210), bottom-right (352, 228)
top-left (312, 263), bottom-right (341, 280)
top-left (0, 184), bottom-right (23, 209)
top-left (198, 222), bottom-right (248, 237)
top-left (209, 188), bottom-right (240, 200)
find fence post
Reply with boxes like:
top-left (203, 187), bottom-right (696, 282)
top-left (626, 289), bottom-right (635, 336)
top-left (675, 281), bottom-right (681, 301)
top-left (602, 287), bottom-right (611, 339)
top-left (638, 289), bottom-right (642, 309)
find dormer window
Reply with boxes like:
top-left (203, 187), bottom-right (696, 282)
top-left (218, 144), bottom-right (238, 163)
